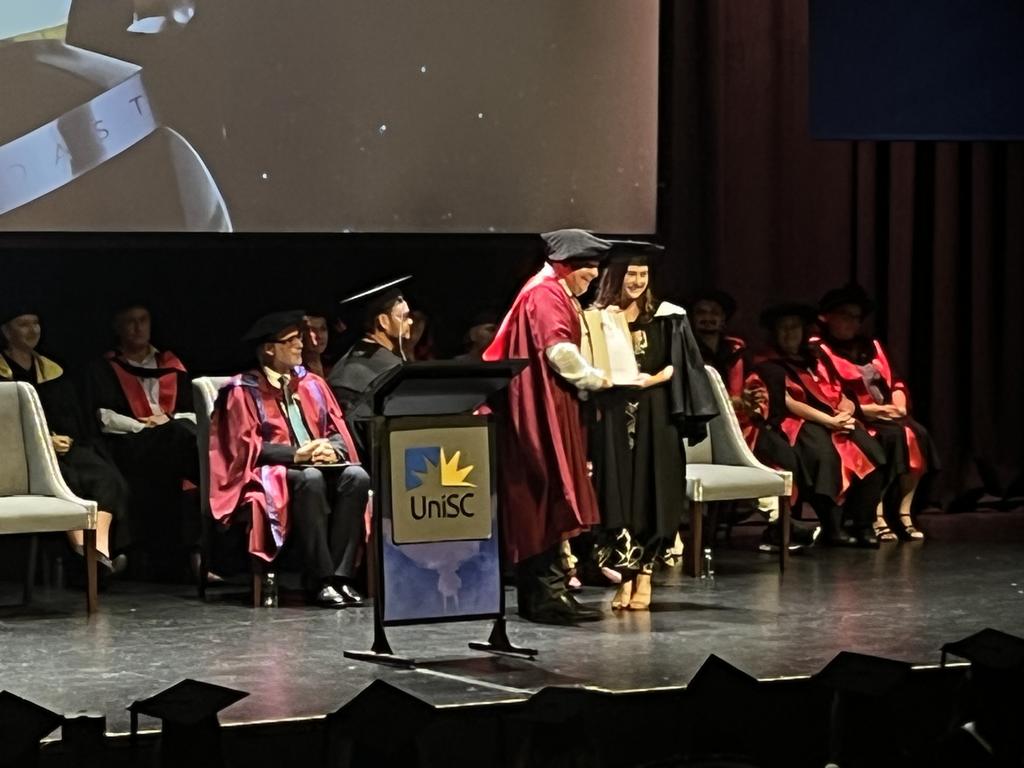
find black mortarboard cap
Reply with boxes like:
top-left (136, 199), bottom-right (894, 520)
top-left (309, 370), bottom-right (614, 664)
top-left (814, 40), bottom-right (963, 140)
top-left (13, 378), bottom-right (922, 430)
top-left (540, 229), bottom-right (612, 262)
top-left (240, 309), bottom-right (306, 344)
top-left (759, 301), bottom-right (818, 330)
top-left (0, 696), bottom-right (62, 765)
top-left (941, 628), bottom-right (1024, 673)
top-left (686, 654), bottom-right (760, 702)
top-left (684, 656), bottom-right (765, 760)
top-left (689, 289), bottom-right (738, 320)
top-left (129, 679), bottom-right (248, 768)
top-left (605, 239), bottom-right (665, 266)
top-left (325, 680), bottom-right (434, 764)
top-left (818, 283), bottom-right (875, 316)
top-left (0, 690), bottom-right (63, 766)
top-left (0, 301), bottom-right (39, 328)
top-left (812, 651), bottom-right (912, 696)
top-left (338, 276), bottom-right (412, 321)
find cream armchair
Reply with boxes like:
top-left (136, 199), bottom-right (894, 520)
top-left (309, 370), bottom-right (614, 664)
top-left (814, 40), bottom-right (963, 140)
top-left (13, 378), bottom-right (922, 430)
top-left (684, 366), bottom-right (793, 576)
top-left (192, 376), bottom-right (271, 605)
top-left (192, 376), bottom-right (233, 595)
top-left (0, 382), bottom-right (98, 612)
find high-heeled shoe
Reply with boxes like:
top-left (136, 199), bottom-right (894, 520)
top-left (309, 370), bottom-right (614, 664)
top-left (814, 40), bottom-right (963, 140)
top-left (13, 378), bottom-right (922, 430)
top-left (628, 573), bottom-right (652, 610)
top-left (897, 514), bottom-right (925, 541)
top-left (611, 576), bottom-right (634, 610)
top-left (872, 518), bottom-right (898, 543)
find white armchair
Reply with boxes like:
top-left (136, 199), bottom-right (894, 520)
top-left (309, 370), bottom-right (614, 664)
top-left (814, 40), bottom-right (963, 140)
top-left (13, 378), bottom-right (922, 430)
top-left (684, 366), bottom-right (793, 576)
top-left (0, 382), bottom-right (99, 612)
top-left (193, 376), bottom-right (270, 605)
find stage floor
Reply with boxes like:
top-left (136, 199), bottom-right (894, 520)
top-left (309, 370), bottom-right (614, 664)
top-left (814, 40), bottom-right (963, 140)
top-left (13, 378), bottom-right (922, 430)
top-left (2, 539), bottom-right (1022, 735)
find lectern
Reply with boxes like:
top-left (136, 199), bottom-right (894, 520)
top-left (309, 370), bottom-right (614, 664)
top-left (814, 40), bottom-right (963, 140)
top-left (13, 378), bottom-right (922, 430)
top-left (343, 360), bottom-right (535, 666)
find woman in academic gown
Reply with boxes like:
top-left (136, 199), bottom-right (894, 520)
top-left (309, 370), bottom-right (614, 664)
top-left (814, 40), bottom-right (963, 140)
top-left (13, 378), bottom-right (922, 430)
top-left (814, 285), bottom-right (940, 541)
top-left (588, 242), bottom-right (716, 610)
top-left (0, 310), bottom-right (128, 573)
top-left (751, 304), bottom-right (887, 547)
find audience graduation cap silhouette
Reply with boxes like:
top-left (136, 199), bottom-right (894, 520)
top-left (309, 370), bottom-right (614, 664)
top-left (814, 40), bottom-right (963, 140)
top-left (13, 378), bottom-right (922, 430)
top-left (0, 690), bottom-right (63, 768)
top-left (941, 627), bottom-right (1024, 673)
top-left (128, 679), bottom-right (248, 768)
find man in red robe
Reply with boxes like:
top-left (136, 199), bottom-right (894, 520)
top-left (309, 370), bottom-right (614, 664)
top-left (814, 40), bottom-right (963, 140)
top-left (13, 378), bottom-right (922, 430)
top-left (210, 310), bottom-right (369, 608)
top-left (484, 229), bottom-right (612, 624)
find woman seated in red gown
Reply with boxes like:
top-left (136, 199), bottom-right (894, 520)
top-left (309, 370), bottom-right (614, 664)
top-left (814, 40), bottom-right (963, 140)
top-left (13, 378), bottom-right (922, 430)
top-left (814, 285), bottom-right (940, 541)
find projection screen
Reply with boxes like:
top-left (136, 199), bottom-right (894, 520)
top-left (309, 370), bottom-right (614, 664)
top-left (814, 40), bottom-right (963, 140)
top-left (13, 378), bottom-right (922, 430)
top-left (0, 0), bottom-right (660, 233)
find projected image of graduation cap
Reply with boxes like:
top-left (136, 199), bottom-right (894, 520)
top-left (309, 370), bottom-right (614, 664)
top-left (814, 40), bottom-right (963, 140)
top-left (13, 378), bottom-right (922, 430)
top-left (0, 691), bottom-right (63, 767)
top-left (128, 679), bottom-right (248, 768)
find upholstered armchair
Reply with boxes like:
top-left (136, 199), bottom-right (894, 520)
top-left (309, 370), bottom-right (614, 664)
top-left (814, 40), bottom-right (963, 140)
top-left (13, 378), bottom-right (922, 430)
top-left (0, 382), bottom-right (98, 612)
top-left (192, 376), bottom-right (247, 600)
top-left (684, 366), bottom-right (793, 576)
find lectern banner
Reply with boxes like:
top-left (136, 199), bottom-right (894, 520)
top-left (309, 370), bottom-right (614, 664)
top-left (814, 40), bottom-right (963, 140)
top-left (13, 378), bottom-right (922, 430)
top-left (389, 425), bottom-right (492, 544)
top-left (381, 418), bottom-right (502, 624)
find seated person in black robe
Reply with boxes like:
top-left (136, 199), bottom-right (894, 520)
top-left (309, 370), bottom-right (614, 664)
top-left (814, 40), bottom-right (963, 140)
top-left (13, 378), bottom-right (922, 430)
top-left (84, 302), bottom-right (200, 577)
top-left (1, 309), bottom-right (127, 575)
top-left (328, 277), bottom-right (413, 456)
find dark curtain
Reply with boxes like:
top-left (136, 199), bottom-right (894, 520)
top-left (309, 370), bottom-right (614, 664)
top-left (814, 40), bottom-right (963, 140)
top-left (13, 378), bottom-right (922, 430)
top-left (662, 1), bottom-right (1024, 503)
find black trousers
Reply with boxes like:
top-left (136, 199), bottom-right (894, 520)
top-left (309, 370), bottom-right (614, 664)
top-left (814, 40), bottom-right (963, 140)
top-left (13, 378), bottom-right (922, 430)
top-left (286, 465), bottom-right (370, 584)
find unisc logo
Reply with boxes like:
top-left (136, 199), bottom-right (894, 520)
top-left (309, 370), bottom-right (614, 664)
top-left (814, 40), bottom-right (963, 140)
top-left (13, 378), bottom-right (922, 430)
top-left (404, 447), bottom-right (477, 520)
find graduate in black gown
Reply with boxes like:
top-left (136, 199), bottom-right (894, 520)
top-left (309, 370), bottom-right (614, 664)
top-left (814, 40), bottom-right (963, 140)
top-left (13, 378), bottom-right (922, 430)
top-left (328, 277), bottom-right (412, 457)
top-left (84, 302), bottom-right (201, 576)
top-left (588, 242), bottom-right (716, 610)
top-left (1, 310), bottom-right (127, 574)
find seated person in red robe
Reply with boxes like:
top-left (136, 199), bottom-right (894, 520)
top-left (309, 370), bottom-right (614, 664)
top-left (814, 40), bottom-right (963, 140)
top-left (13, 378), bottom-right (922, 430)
top-left (209, 310), bottom-right (369, 608)
top-left (814, 285), bottom-right (940, 541)
top-left (751, 303), bottom-right (887, 548)
top-left (84, 301), bottom-right (201, 577)
top-left (484, 229), bottom-right (614, 625)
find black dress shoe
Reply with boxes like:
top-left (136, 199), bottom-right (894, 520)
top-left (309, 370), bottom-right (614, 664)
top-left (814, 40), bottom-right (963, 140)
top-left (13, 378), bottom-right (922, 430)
top-left (336, 583), bottom-right (365, 606)
top-left (566, 593), bottom-right (603, 621)
top-left (311, 586), bottom-right (349, 608)
top-left (820, 532), bottom-right (860, 547)
top-left (854, 528), bottom-right (880, 549)
top-left (518, 593), bottom-right (580, 626)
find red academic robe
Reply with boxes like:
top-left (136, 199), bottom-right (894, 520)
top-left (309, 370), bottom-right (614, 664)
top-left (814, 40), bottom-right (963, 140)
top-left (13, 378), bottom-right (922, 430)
top-left (209, 367), bottom-right (360, 561)
top-left (103, 349), bottom-right (187, 418)
top-left (483, 263), bottom-right (600, 564)
top-left (815, 338), bottom-right (926, 473)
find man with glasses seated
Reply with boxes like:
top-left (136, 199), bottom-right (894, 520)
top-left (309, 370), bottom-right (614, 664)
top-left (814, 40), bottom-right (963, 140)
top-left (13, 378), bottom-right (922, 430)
top-left (209, 310), bottom-right (369, 608)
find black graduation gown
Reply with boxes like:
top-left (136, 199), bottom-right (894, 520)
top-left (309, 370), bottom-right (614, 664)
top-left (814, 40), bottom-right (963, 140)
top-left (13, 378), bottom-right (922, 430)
top-left (83, 356), bottom-right (200, 552)
top-left (591, 310), bottom-right (716, 546)
top-left (327, 339), bottom-right (403, 457)
top-left (1, 354), bottom-right (129, 544)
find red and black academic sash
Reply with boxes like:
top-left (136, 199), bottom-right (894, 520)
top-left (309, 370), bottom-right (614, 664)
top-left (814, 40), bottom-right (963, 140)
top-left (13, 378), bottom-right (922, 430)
top-left (105, 350), bottom-right (187, 418)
